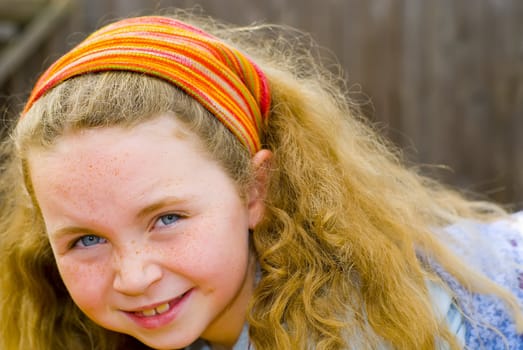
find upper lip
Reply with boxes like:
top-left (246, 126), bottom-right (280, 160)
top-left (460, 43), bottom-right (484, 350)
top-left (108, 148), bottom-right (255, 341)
top-left (125, 299), bottom-right (173, 313)
top-left (122, 289), bottom-right (190, 312)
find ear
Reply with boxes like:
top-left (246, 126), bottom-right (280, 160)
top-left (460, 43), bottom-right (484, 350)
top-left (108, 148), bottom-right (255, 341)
top-left (247, 149), bottom-right (273, 229)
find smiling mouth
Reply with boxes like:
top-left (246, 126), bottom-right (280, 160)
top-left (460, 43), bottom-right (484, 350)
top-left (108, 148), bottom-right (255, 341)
top-left (132, 290), bottom-right (190, 318)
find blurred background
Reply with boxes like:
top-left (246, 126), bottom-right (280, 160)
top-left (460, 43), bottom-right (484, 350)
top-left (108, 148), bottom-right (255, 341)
top-left (1, 0), bottom-right (522, 208)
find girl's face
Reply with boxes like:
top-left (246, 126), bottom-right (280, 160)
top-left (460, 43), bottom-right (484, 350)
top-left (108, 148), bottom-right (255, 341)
top-left (27, 114), bottom-right (269, 349)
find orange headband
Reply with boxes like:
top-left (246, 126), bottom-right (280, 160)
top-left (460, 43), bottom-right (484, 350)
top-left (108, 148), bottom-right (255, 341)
top-left (22, 16), bottom-right (271, 154)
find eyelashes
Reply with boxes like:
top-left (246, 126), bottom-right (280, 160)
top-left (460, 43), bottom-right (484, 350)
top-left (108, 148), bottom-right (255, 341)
top-left (155, 213), bottom-right (180, 228)
top-left (74, 235), bottom-right (108, 248)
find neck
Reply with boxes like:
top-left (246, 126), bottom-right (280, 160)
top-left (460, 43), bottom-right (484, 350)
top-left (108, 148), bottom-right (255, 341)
top-left (200, 255), bottom-right (256, 348)
top-left (211, 343), bottom-right (234, 350)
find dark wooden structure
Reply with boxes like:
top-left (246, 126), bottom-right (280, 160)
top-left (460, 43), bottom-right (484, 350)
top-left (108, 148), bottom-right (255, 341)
top-left (1, 0), bottom-right (522, 208)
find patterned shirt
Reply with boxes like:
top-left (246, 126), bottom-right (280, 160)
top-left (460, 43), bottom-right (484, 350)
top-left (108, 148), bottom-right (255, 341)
top-left (436, 211), bottom-right (523, 349)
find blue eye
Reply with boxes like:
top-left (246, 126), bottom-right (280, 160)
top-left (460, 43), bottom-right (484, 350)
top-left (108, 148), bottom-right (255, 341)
top-left (76, 235), bottom-right (107, 248)
top-left (156, 214), bottom-right (180, 227)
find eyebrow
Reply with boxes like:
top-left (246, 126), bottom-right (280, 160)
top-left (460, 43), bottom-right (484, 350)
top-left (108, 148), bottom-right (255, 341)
top-left (136, 196), bottom-right (188, 220)
top-left (49, 196), bottom-right (189, 240)
top-left (49, 226), bottom-right (99, 241)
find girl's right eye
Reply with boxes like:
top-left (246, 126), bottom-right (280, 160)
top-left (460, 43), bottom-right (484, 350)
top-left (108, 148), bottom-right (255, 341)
top-left (74, 235), bottom-right (107, 248)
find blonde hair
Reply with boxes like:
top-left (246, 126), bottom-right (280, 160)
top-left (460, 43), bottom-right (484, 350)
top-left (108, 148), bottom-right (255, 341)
top-left (1, 12), bottom-right (521, 350)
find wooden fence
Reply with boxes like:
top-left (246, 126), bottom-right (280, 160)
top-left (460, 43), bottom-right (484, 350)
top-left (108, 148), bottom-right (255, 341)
top-left (1, 0), bottom-right (522, 208)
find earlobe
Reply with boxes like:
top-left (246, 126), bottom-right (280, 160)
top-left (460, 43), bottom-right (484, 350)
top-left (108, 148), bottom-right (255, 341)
top-left (247, 149), bottom-right (273, 229)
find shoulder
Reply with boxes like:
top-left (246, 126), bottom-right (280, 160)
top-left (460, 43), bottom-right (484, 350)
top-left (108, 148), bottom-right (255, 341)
top-left (439, 211), bottom-right (523, 282)
top-left (436, 212), bottom-right (523, 349)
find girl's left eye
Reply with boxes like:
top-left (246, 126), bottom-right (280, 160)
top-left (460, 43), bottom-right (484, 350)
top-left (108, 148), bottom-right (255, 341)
top-left (155, 214), bottom-right (180, 228)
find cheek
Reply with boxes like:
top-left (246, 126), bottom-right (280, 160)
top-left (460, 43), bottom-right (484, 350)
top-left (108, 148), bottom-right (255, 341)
top-left (55, 257), bottom-right (112, 308)
top-left (169, 223), bottom-right (251, 285)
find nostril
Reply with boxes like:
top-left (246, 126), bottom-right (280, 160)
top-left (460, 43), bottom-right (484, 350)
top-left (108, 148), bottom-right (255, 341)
top-left (112, 256), bottom-right (163, 295)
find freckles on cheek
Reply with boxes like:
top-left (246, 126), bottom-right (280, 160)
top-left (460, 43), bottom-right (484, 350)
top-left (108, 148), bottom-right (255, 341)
top-left (56, 258), bottom-right (111, 297)
top-left (184, 238), bottom-right (248, 276)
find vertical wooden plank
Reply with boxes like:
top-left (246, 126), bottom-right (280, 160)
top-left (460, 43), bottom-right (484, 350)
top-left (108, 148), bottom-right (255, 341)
top-left (334, 0), bottom-right (364, 71)
top-left (398, 0), bottom-right (425, 161)
top-left (299, 0), bottom-right (334, 48)
top-left (365, 0), bottom-right (402, 135)
top-left (454, 0), bottom-right (522, 204)
top-left (113, 0), bottom-right (147, 14)
top-left (81, 0), bottom-right (115, 31)
top-left (472, 0), bottom-right (507, 201)
top-left (415, 0), bottom-right (487, 193)
top-left (423, 0), bottom-right (459, 171)
top-left (488, 0), bottom-right (523, 206)
top-left (513, 0), bottom-right (523, 208)
top-left (513, 79), bottom-right (523, 208)
top-left (341, 0), bottom-right (376, 122)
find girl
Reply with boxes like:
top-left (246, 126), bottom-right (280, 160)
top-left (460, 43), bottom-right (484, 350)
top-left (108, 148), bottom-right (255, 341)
top-left (0, 12), bottom-right (522, 350)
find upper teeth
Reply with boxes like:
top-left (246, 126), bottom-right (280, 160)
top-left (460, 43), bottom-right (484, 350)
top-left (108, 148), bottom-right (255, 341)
top-left (138, 303), bottom-right (170, 317)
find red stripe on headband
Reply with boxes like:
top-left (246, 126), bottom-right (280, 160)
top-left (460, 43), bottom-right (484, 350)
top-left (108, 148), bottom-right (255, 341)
top-left (22, 16), bottom-right (271, 154)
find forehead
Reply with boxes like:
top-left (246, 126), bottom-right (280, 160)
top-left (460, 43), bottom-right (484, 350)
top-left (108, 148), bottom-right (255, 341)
top-left (26, 115), bottom-right (211, 200)
top-left (29, 115), bottom-right (194, 166)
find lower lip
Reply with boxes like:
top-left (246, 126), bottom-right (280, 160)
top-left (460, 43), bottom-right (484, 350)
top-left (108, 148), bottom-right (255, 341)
top-left (124, 289), bottom-right (193, 329)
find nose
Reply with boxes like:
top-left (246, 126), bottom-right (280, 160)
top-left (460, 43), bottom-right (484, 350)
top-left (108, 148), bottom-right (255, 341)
top-left (112, 248), bottom-right (163, 296)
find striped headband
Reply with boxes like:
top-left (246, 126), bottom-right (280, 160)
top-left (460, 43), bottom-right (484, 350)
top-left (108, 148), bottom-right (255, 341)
top-left (22, 16), bottom-right (271, 154)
